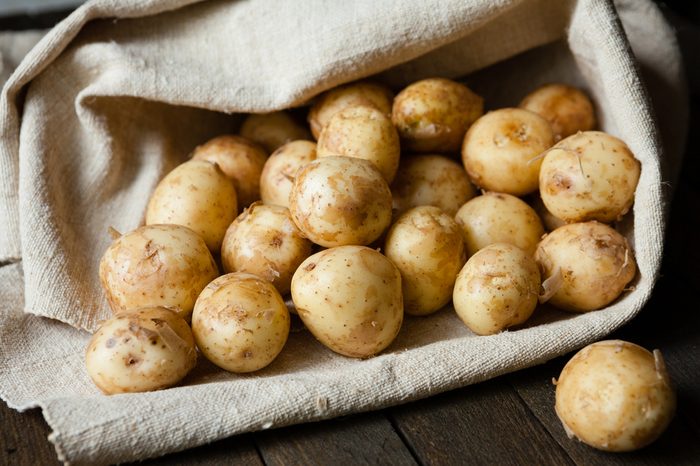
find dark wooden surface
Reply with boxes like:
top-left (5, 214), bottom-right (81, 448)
top-left (2, 4), bottom-right (700, 466)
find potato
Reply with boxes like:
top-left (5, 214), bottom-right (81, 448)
top-left (221, 202), bottom-right (313, 295)
top-left (462, 108), bottom-right (554, 196)
top-left (453, 243), bottom-right (540, 335)
top-left (291, 246), bottom-right (403, 358)
top-left (146, 159), bottom-right (237, 252)
top-left (192, 273), bottom-right (290, 373)
top-left (555, 340), bottom-right (675, 452)
top-left (240, 111), bottom-right (312, 153)
top-left (535, 221), bottom-right (636, 312)
top-left (454, 192), bottom-right (545, 256)
top-left (85, 307), bottom-right (197, 394)
top-left (520, 83), bottom-right (596, 140)
top-left (191, 135), bottom-right (267, 208)
top-left (317, 106), bottom-right (400, 183)
top-left (539, 131), bottom-right (641, 223)
top-left (260, 140), bottom-right (316, 208)
top-left (391, 154), bottom-right (477, 217)
top-left (392, 78), bottom-right (483, 153)
top-left (308, 81), bottom-right (394, 139)
top-left (531, 193), bottom-right (566, 232)
top-left (289, 156), bottom-right (392, 247)
top-left (384, 206), bottom-right (466, 316)
top-left (99, 224), bottom-right (219, 320)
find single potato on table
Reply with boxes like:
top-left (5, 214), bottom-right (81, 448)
top-left (291, 246), bottom-right (403, 358)
top-left (240, 111), bottom-right (312, 153)
top-left (192, 273), bottom-right (290, 373)
top-left (146, 159), bottom-right (237, 252)
top-left (520, 83), bottom-right (596, 140)
top-left (384, 206), bottom-right (466, 316)
top-left (85, 307), bottom-right (197, 394)
top-left (260, 140), bottom-right (317, 208)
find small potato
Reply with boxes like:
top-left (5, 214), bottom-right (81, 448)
top-left (535, 221), bottom-right (636, 312)
top-left (99, 224), bottom-right (219, 320)
top-left (555, 340), bottom-right (675, 452)
top-left (291, 246), bottom-right (403, 358)
top-left (289, 156), bottom-right (392, 247)
top-left (146, 160), bottom-right (237, 252)
top-left (308, 81), bottom-right (394, 139)
top-left (191, 135), bottom-right (267, 208)
top-left (531, 194), bottom-right (566, 232)
top-left (392, 78), bottom-right (483, 153)
top-left (462, 108), bottom-right (554, 196)
top-left (384, 206), bottom-right (466, 316)
top-left (85, 307), bottom-right (197, 394)
top-left (317, 106), bottom-right (400, 183)
top-left (240, 111), bottom-right (312, 153)
top-left (391, 154), bottom-right (477, 217)
top-left (192, 273), bottom-right (290, 373)
top-left (520, 83), bottom-right (596, 140)
top-left (454, 192), bottom-right (545, 256)
top-left (221, 203), bottom-right (313, 295)
top-left (453, 243), bottom-right (540, 335)
top-left (260, 140), bottom-right (316, 208)
top-left (539, 131), bottom-right (641, 223)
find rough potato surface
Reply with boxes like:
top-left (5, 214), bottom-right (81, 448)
top-left (240, 111), bottom-right (312, 153)
top-left (260, 140), bottom-right (316, 208)
top-left (520, 83), bottom-right (596, 140)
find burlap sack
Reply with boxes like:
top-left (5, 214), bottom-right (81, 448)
top-left (0, 0), bottom-right (687, 464)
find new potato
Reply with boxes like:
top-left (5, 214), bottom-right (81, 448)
top-left (259, 140), bottom-right (317, 208)
top-left (520, 83), bottom-right (596, 140)
top-left (240, 111), bottom-right (312, 153)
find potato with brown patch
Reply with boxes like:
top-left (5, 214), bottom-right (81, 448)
top-left (391, 154), bottom-right (477, 217)
top-left (191, 135), bottom-right (268, 208)
top-left (291, 246), bottom-right (403, 358)
top-left (462, 108), bottom-right (554, 196)
top-left (240, 111), bottom-right (312, 153)
top-left (221, 203), bottom-right (313, 295)
top-left (555, 340), bottom-right (675, 452)
top-left (191, 273), bottom-right (290, 373)
top-left (146, 159), bottom-right (237, 252)
top-left (317, 106), bottom-right (400, 183)
top-left (535, 221), bottom-right (636, 312)
top-left (308, 81), bottom-right (394, 139)
top-left (539, 131), bottom-right (641, 223)
top-left (384, 206), bottom-right (466, 316)
top-left (520, 83), bottom-right (596, 140)
top-left (454, 192), bottom-right (545, 256)
top-left (85, 307), bottom-right (197, 394)
top-left (289, 156), bottom-right (392, 247)
top-left (260, 140), bottom-right (316, 208)
top-left (99, 224), bottom-right (219, 320)
top-left (392, 78), bottom-right (483, 153)
top-left (453, 243), bottom-right (540, 335)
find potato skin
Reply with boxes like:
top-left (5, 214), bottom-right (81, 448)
top-left (462, 108), bottom-right (554, 196)
top-left (85, 307), bottom-right (197, 394)
top-left (531, 193), bottom-right (566, 232)
top-left (99, 224), bottom-right (219, 320)
top-left (308, 81), bottom-right (394, 139)
top-left (192, 273), bottom-right (290, 373)
top-left (291, 246), bottom-right (403, 358)
top-left (317, 106), bottom-right (400, 183)
top-left (454, 192), bottom-right (545, 256)
top-left (539, 131), bottom-right (641, 223)
top-left (534, 221), bottom-right (636, 312)
top-left (520, 83), bottom-right (596, 140)
top-left (146, 160), bottom-right (237, 252)
top-left (221, 203), bottom-right (313, 295)
top-left (289, 156), bottom-right (392, 247)
top-left (240, 111), bottom-right (312, 153)
top-left (391, 154), bottom-right (476, 217)
top-left (555, 340), bottom-right (675, 452)
top-left (392, 78), bottom-right (483, 153)
top-left (260, 140), bottom-right (316, 208)
top-left (453, 243), bottom-right (540, 335)
top-left (384, 206), bottom-right (466, 316)
top-left (191, 135), bottom-right (268, 208)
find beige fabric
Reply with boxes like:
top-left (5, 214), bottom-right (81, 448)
top-left (0, 0), bottom-right (687, 464)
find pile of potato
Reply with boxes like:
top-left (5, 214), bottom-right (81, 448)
top-left (85, 75), bottom-right (673, 451)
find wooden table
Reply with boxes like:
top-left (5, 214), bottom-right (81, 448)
top-left (2, 4), bottom-right (700, 466)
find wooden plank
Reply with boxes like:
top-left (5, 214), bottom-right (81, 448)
top-left (0, 405), bottom-right (58, 466)
top-left (134, 434), bottom-right (263, 466)
top-left (255, 413), bottom-right (417, 466)
top-left (389, 378), bottom-right (574, 466)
